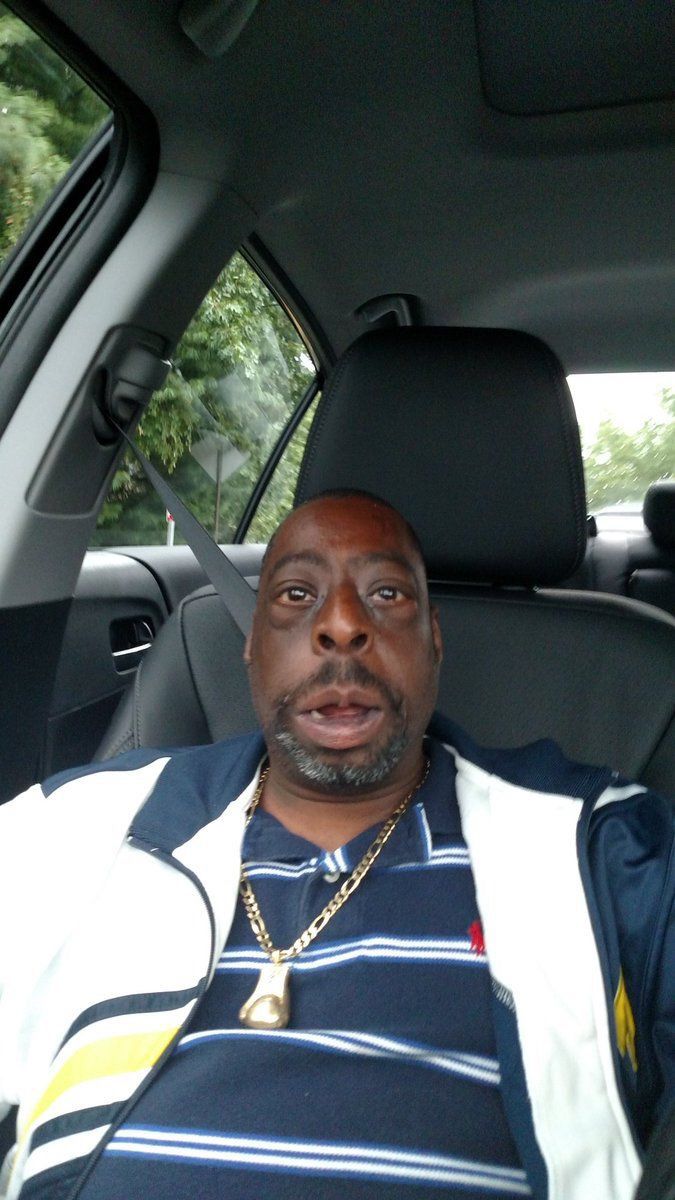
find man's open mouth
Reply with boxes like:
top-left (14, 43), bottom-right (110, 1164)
top-left (293, 690), bottom-right (385, 750)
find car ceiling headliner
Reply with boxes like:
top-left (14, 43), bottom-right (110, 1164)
top-left (32, 0), bottom-right (675, 371)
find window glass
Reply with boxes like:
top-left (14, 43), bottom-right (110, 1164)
top-left (0, 2), bottom-right (109, 264)
top-left (92, 253), bottom-right (316, 546)
top-left (244, 396), bottom-right (320, 543)
top-left (568, 373), bottom-right (674, 529)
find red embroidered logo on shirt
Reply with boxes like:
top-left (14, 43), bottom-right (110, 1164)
top-left (468, 920), bottom-right (485, 954)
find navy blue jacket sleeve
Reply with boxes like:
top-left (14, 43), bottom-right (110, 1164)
top-left (588, 787), bottom-right (675, 1149)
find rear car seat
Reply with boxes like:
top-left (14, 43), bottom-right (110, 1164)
top-left (565, 480), bottom-right (675, 619)
top-left (628, 480), bottom-right (675, 617)
top-left (96, 327), bottom-right (675, 798)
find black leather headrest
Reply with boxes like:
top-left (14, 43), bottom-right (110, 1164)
top-left (644, 480), bottom-right (675, 549)
top-left (295, 327), bottom-right (586, 585)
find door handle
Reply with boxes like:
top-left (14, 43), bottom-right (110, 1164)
top-left (110, 616), bottom-right (154, 674)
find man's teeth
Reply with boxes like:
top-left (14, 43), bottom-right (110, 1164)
top-left (307, 706), bottom-right (371, 720)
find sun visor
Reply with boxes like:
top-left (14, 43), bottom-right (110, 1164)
top-left (474, 0), bottom-right (674, 115)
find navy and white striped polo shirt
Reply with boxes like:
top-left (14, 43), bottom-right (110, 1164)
top-left (82, 739), bottom-right (530, 1197)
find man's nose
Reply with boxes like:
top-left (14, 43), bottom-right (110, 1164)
top-left (312, 584), bottom-right (372, 653)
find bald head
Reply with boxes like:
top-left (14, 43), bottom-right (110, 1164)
top-left (261, 489), bottom-right (426, 585)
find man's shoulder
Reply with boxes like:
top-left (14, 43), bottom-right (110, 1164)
top-left (428, 711), bottom-right (616, 803)
top-left (42, 730), bottom-right (265, 798)
top-left (41, 745), bottom-right (176, 796)
top-left (34, 731), bottom-right (266, 857)
top-left (111, 731), bottom-right (266, 852)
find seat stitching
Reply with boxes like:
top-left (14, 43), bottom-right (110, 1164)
top-left (178, 592), bottom-right (218, 740)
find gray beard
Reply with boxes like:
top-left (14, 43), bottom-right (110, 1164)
top-left (273, 726), bottom-right (409, 792)
top-left (266, 659), bottom-right (409, 793)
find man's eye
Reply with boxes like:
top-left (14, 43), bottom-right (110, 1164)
top-left (373, 586), bottom-right (402, 602)
top-left (279, 586), bottom-right (312, 603)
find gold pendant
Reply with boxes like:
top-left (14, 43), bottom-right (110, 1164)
top-left (239, 960), bottom-right (291, 1029)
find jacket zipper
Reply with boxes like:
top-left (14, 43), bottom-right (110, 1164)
top-left (64, 837), bottom-right (218, 1200)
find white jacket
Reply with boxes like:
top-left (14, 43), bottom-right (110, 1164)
top-left (1, 719), bottom-right (670, 1200)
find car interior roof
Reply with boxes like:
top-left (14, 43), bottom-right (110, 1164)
top-left (38, 0), bottom-right (674, 372)
top-left (0, 3), bottom-right (671, 807)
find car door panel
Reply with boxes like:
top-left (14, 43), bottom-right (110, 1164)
top-left (44, 552), bottom-right (167, 778)
top-left (0, 600), bottom-right (71, 804)
top-left (44, 543), bottom-right (265, 778)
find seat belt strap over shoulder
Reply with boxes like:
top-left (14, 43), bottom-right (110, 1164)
top-left (91, 325), bottom-right (255, 638)
top-left (114, 422), bottom-right (256, 639)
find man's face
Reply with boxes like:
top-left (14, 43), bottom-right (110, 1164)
top-left (245, 495), bottom-right (442, 793)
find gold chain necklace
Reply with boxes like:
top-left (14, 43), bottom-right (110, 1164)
top-left (238, 758), bottom-right (430, 1029)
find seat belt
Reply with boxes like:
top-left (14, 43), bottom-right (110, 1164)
top-left (114, 422), bottom-right (256, 638)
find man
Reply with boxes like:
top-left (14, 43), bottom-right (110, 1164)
top-left (0, 491), bottom-right (672, 1200)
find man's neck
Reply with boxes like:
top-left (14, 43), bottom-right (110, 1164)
top-left (259, 755), bottom-right (427, 852)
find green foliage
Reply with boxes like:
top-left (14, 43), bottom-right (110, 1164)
top-left (583, 388), bottom-right (674, 511)
top-left (93, 253), bottom-right (316, 545)
top-left (245, 399), bottom-right (320, 542)
top-left (0, 4), bottom-right (108, 258)
top-left (0, 4), bottom-right (316, 546)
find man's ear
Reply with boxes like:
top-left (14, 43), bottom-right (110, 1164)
top-left (431, 607), bottom-right (443, 664)
top-left (243, 631), bottom-right (252, 665)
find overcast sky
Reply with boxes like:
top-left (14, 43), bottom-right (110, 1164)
top-left (568, 372), bottom-right (674, 443)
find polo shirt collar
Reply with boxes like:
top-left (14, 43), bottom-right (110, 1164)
top-left (243, 736), bottom-right (460, 871)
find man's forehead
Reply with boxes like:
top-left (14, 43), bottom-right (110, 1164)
top-left (265, 496), bottom-right (421, 571)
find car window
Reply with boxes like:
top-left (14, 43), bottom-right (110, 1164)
top-left (0, 2), bottom-right (109, 264)
top-left (243, 396), bottom-right (320, 543)
top-left (92, 252), bottom-right (317, 547)
top-left (568, 373), bottom-right (674, 526)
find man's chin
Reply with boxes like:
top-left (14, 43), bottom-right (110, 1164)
top-left (272, 727), bottom-right (409, 792)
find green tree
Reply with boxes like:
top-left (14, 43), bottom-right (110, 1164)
top-left (245, 399), bottom-right (319, 542)
top-left (0, 5), bottom-right (316, 547)
top-left (0, 4), bottom-right (108, 258)
top-left (583, 388), bottom-right (674, 510)
top-left (93, 253), bottom-right (316, 545)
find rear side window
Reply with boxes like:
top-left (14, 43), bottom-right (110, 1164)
top-left (0, 3), bottom-right (109, 264)
top-left (92, 253), bottom-right (317, 546)
top-left (569, 373), bottom-right (674, 528)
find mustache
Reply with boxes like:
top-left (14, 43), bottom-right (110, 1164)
top-left (274, 660), bottom-right (403, 716)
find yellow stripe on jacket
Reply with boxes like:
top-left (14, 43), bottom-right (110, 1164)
top-left (22, 1027), bottom-right (178, 1138)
